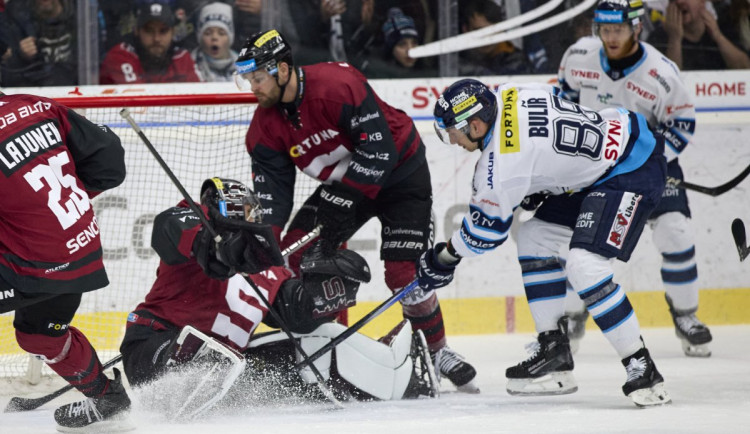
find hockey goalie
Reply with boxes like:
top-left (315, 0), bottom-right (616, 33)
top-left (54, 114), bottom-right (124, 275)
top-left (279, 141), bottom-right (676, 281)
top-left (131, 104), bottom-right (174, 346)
top-left (119, 177), bottom-right (438, 417)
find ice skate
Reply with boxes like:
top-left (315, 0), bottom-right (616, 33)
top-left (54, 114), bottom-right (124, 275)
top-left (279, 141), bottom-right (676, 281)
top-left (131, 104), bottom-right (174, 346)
top-left (506, 318), bottom-right (577, 396)
top-left (403, 330), bottom-right (440, 398)
top-left (667, 295), bottom-right (712, 357)
top-left (565, 310), bottom-right (589, 354)
top-left (431, 345), bottom-right (479, 393)
top-left (621, 347), bottom-right (671, 407)
top-left (54, 368), bottom-right (134, 433)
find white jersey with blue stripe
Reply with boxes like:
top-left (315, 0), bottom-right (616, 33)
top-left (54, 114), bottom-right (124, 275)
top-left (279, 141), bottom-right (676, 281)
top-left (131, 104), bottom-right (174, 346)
top-left (558, 37), bottom-right (696, 162)
top-left (449, 82), bottom-right (656, 258)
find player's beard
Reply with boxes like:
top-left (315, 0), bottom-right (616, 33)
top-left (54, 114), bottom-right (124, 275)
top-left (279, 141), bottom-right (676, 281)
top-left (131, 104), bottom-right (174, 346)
top-left (256, 83), bottom-right (282, 108)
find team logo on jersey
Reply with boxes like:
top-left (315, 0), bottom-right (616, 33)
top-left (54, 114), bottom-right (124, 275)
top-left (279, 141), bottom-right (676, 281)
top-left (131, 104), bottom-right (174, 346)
top-left (606, 192), bottom-right (642, 248)
top-left (500, 88), bottom-right (520, 154)
top-left (289, 129), bottom-right (340, 158)
top-left (648, 69), bottom-right (671, 92)
top-left (569, 69), bottom-right (600, 80)
top-left (625, 81), bottom-right (656, 101)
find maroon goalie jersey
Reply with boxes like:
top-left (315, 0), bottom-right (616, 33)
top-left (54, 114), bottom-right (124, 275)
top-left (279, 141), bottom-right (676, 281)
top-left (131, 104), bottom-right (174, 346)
top-left (135, 203), bottom-right (287, 352)
top-left (0, 93), bottom-right (126, 294)
top-left (246, 62), bottom-right (426, 235)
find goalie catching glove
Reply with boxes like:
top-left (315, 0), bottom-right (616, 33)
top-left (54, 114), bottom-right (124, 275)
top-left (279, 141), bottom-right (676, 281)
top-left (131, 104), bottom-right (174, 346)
top-left (416, 242), bottom-right (461, 291)
top-left (193, 209), bottom-right (284, 279)
top-left (315, 181), bottom-right (363, 246)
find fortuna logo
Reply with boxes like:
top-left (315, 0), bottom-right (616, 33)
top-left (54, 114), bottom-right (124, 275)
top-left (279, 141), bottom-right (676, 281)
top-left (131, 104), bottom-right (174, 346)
top-left (607, 193), bottom-right (641, 248)
top-left (289, 129), bottom-right (340, 158)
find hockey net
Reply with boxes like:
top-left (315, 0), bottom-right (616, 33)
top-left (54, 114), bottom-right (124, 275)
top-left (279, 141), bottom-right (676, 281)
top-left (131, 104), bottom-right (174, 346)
top-left (0, 91), bottom-right (319, 383)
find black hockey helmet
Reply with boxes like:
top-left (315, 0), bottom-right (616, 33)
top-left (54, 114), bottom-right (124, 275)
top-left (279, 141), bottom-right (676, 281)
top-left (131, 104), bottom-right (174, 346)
top-left (235, 29), bottom-right (293, 77)
top-left (200, 177), bottom-right (262, 222)
top-left (433, 78), bottom-right (497, 145)
top-left (593, 0), bottom-right (645, 31)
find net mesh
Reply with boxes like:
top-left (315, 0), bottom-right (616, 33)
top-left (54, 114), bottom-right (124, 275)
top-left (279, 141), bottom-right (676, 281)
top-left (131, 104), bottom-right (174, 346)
top-left (0, 95), bottom-right (317, 380)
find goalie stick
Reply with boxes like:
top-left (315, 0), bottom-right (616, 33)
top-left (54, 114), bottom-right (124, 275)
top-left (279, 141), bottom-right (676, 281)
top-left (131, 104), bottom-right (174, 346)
top-left (732, 219), bottom-right (749, 261)
top-left (667, 162), bottom-right (750, 197)
top-left (4, 355), bottom-right (123, 413)
top-left (119, 108), bottom-right (343, 409)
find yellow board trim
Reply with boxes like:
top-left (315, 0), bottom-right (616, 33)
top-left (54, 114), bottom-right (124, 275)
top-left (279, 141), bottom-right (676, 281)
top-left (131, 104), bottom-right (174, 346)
top-left (1, 288), bottom-right (748, 355)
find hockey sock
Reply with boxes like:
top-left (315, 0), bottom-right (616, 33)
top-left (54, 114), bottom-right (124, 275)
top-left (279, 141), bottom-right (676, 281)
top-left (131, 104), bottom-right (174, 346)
top-left (519, 257), bottom-right (567, 332)
top-left (16, 327), bottom-right (109, 397)
top-left (662, 247), bottom-right (699, 311)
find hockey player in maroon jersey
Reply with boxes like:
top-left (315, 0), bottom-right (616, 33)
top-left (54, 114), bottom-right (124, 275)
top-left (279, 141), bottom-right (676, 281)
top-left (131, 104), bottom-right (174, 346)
top-left (0, 92), bottom-right (131, 431)
top-left (234, 29), bottom-right (478, 393)
top-left (119, 178), bottom-right (437, 412)
top-left (99, 2), bottom-right (201, 84)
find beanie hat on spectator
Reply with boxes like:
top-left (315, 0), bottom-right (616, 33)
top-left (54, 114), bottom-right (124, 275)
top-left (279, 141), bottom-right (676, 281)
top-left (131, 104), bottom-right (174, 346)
top-left (137, 2), bottom-right (175, 28)
top-left (197, 2), bottom-right (234, 46)
top-left (382, 8), bottom-right (419, 53)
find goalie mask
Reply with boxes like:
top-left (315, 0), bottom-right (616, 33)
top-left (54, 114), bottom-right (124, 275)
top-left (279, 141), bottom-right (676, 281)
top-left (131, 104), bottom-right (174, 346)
top-left (593, 0), bottom-right (645, 34)
top-left (433, 79), bottom-right (497, 149)
top-left (200, 177), bottom-right (262, 223)
top-left (234, 29), bottom-right (293, 91)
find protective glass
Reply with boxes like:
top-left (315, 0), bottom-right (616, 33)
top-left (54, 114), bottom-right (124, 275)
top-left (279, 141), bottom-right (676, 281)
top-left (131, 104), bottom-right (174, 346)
top-left (433, 119), bottom-right (470, 145)
top-left (233, 70), bottom-right (273, 92)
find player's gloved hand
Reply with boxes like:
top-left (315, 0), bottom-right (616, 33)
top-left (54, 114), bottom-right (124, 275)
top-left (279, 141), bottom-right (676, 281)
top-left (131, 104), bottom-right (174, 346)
top-left (315, 181), bottom-right (362, 246)
top-left (416, 242), bottom-right (461, 291)
top-left (214, 231), bottom-right (265, 275)
top-left (193, 228), bottom-right (233, 280)
top-left (520, 193), bottom-right (547, 211)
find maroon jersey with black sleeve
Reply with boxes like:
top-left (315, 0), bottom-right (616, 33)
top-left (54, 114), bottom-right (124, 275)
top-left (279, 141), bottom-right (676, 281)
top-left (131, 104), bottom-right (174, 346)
top-left (136, 202), bottom-right (286, 352)
top-left (0, 93), bottom-right (126, 294)
top-left (246, 62), bottom-right (426, 237)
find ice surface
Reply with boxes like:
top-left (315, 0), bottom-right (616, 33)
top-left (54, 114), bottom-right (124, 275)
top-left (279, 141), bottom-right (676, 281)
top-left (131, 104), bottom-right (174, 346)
top-left (2, 325), bottom-right (749, 434)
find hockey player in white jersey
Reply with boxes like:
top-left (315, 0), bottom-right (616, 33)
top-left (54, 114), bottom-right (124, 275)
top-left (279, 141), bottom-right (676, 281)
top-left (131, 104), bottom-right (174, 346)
top-left (558, 0), bottom-right (711, 357)
top-left (417, 78), bottom-right (672, 407)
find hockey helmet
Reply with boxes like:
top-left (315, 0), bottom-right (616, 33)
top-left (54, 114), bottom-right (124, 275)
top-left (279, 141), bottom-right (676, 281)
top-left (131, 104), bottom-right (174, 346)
top-left (593, 0), bottom-right (645, 31)
top-left (433, 78), bottom-right (497, 145)
top-left (200, 177), bottom-right (263, 222)
top-left (234, 29), bottom-right (293, 90)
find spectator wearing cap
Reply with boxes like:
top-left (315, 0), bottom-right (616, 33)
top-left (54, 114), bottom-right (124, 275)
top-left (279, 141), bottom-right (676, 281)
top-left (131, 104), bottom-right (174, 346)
top-left (2, 0), bottom-right (78, 86)
top-left (190, 2), bottom-right (237, 82)
top-left (361, 7), bottom-right (436, 78)
top-left (100, 2), bottom-right (201, 84)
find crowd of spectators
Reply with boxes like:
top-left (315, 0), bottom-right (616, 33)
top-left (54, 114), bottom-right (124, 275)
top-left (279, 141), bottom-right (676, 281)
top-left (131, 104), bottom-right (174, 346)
top-left (0, 0), bottom-right (747, 87)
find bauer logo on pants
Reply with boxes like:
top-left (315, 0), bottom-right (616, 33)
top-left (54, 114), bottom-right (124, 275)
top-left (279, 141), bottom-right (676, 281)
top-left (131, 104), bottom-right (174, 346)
top-left (607, 192), bottom-right (642, 249)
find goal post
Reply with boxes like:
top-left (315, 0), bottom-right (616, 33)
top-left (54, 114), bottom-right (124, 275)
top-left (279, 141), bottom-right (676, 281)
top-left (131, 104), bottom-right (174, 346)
top-left (0, 90), bottom-right (322, 381)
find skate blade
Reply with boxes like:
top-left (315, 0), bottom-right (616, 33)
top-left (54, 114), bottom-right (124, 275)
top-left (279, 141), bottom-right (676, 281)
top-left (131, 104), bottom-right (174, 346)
top-left (506, 371), bottom-right (577, 396)
top-left (629, 382), bottom-right (672, 408)
top-left (56, 414), bottom-right (136, 433)
top-left (455, 380), bottom-right (480, 394)
top-left (681, 340), bottom-right (711, 358)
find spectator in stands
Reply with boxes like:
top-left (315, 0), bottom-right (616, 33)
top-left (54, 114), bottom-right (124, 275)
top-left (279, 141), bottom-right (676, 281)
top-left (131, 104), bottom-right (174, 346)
top-left (647, 0), bottom-right (750, 69)
top-left (191, 2), bottom-right (237, 82)
top-left (365, 7), bottom-right (436, 78)
top-left (100, 2), bottom-right (201, 84)
top-left (2, 0), bottom-right (78, 86)
top-left (458, 0), bottom-right (533, 76)
top-left (233, 0), bottom-right (263, 51)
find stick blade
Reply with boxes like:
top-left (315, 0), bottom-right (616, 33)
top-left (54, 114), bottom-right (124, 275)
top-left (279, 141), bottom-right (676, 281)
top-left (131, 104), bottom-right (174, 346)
top-left (732, 218), bottom-right (749, 261)
top-left (4, 397), bottom-right (39, 413)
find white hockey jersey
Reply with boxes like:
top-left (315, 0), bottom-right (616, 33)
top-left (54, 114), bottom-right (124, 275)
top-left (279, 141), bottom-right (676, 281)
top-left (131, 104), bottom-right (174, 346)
top-left (449, 83), bottom-right (658, 258)
top-left (557, 37), bottom-right (696, 162)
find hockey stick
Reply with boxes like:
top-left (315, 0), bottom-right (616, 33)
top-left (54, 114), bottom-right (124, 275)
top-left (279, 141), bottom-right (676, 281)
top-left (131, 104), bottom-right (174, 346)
top-left (667, 162), bottom-right (750, 197)
top-left (120, 109), bottom-right (343, 409)
top-left (4, 354), bottom-right (123, 413)
top-left (732, 218), bottom-right (749, 261)
top-left (294, 279), bottom-right (421, 369)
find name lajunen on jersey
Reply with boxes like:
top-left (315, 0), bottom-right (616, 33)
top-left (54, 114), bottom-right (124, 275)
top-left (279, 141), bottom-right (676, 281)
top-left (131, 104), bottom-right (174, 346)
top-left (0, 120), bottom-right (63, 174)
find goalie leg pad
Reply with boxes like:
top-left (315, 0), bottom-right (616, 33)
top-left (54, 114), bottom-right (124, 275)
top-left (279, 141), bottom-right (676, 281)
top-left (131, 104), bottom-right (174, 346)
top-left (166, 326), bottom-right (246, 419)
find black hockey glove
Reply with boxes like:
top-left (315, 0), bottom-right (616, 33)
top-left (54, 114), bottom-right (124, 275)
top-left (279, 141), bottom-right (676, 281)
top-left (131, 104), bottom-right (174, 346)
top-left (416, 242), bottom-right (461, 291)
top-left (193, 228), bottom-right (233, 280)
top-left (300, 239), bottom-right (372, 283)
top-left (315, 181), bottom-right (363, 246)
top-left (520, 193), bottom-right (547, 211)
top-left (211, 211), bottom-right (285, 275)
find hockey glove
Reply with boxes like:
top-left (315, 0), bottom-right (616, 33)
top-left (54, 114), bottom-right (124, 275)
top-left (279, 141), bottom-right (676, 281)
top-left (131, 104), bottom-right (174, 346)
top-left (315, 181), bottom-right (363, 246)
top-left (211, 211), bottom-right (284, 274)
top-left (299, 239), bottom-right (372, 283)
top-left (520, 193), bottom-right (547, 211)
top-left (416, 242), bottom-right (461, 291)
top-left (193, 228), bottom-right (233, 280)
